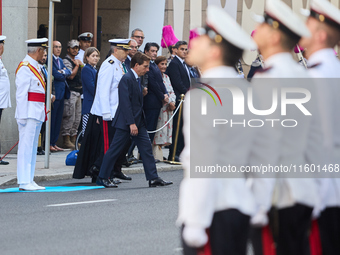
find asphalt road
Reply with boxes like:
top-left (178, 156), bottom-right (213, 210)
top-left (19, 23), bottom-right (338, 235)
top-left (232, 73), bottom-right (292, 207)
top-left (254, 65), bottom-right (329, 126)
top-left (0, 170), bottom-right (183, 255)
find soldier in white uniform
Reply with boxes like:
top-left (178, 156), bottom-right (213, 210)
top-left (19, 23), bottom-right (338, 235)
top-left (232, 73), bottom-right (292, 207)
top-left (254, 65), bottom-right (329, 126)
top-left (177, 6), bottom-right (262, 254)
top-left (90, 39), bottom-right (132, 187)
top-left (0, 35), bottom-right (11, 165)
top-left (15, 38), bottom-right (48, 191)
top-left (75, 32), bottom-right (93, 64)
top-left (300, 0), bottom-right (340, 253)
top-left (250, 1), bottom-right (323, 254)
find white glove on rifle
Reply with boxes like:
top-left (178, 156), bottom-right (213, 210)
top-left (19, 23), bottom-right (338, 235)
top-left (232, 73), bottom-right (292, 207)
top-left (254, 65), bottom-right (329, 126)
top-left (251, 207), bottom-right (269, 227)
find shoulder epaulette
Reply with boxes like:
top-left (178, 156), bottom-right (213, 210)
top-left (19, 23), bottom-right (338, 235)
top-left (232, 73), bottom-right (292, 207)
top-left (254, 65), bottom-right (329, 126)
top-left (109, 60), bottom-right (114, 64)
top-left (22, 61), bottom-right (29, 66)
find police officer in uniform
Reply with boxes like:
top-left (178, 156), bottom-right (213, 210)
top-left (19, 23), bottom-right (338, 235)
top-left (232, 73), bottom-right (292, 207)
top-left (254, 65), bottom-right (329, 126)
top-left (250, 1), bottom-right (323, 254)
top-left (300, 0), bottom-right (340, 253)
top-left (75, 32), bottom-right (93, 64)
top-left (177, 6), bottom-right (261, 254)
top-left (90, 39), bottom-right (132, 187)
top-left (15, 38), bottom-right (48, 191)
top-left (0, 35), bottom-right (11, 165)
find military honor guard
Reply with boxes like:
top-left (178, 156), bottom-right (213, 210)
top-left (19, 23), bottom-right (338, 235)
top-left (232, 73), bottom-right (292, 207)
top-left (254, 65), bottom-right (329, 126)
top-left (97, 52), bottom-right (173, 188)
top-left (250, 1), bottom-right (323, 254)
top-left (75, 32), bottom-right (93, 64)
top-left (89, 39), bottom-right (132, 184)
top-left (300, 0), bottom-right (340, 253)
top-left (0, 35), bottom-right (11, 165)
top-left (15, 38), bottom-right (48, 191)
top-left (177, 6), bottom-right (262, 254)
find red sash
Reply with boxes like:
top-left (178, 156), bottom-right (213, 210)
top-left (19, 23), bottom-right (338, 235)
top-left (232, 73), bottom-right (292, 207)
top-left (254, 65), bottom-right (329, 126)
top-left (27, 93), bottom-right (47, 121)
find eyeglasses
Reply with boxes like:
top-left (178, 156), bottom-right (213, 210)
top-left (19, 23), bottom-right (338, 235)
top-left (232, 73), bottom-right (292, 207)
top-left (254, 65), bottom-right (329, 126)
top-left (133, 36), bottom-right (145, 39)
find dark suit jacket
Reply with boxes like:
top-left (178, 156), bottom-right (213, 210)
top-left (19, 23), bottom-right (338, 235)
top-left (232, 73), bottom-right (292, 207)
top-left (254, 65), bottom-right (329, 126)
top-left (113, 70), bottom-right (145, 131)
top-left (125, 56), bottom-right (131, 73)
top-left (166, 56), bottom-right (190, 102)
top-left (143, 61), bottom-right (167, 110)
top-left (52, 57), bottom-right (71, 100)
top-left (81, 64), bottom-right (97, 114)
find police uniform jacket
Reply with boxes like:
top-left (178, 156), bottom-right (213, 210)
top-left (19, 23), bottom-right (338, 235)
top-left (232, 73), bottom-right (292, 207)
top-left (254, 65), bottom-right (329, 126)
top-left (0, 58), bottom-right (11, 109)
top-left (15, 55), bottom-right (45, 122)
top-left (90, 54), bottom-right (124, 118)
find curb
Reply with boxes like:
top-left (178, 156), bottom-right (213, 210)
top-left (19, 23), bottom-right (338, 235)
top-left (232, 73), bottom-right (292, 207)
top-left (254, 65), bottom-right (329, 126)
top-left (0, 164), bottom-right (183, 187)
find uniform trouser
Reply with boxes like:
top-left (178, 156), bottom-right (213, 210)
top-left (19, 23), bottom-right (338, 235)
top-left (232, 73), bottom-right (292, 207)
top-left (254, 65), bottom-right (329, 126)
top-left (99, 122), bottom-right (158, 181)
top-left (273, 204), bottom-right (312, 255)
top-left (61, 91), bottom-right (81, 137)
top-left (51, 99), bottom-right (64, 146)
top-left (0, 108), bottom-right (2, 122)
top-left (17, 118), bottom-right (42, 184)
top-left (318, 207), bottom-right (340, 255)
top-left (182, 209), bottom-right (250, 255)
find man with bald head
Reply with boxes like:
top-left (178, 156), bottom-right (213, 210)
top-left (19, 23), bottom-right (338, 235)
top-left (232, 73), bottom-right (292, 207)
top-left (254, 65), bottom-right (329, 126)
top-left (50, 41), bottom-right (71, 152)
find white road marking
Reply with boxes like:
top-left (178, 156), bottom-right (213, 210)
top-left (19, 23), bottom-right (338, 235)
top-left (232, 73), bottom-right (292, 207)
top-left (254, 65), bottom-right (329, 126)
top-left (46, 199), bottom-right (117, 207)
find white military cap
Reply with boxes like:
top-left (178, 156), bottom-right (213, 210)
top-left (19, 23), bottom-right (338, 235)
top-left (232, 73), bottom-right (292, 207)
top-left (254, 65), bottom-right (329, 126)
top-left (199, 5), bottom-right (256, 50)
top-left (109, 39), bottom-right (132, 50)
top-left (0, 35), bottom-right (6, 43)
top-left (78, 32), bottom-right (93, 41)
top-left (25, 38), bottom-right (48, 47)
top-left (253, 0), bottom-right (311, 39)
top-left (302, 0), bottom-right (340, 31)
top-left (68, 39), bottom-right (80, 48)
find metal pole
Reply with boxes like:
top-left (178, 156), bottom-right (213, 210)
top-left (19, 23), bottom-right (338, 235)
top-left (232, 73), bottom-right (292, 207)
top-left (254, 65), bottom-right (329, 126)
top-left (44, 0), bottom-right (55, 168)
top-left (164, 94), bottom-right (184, 165)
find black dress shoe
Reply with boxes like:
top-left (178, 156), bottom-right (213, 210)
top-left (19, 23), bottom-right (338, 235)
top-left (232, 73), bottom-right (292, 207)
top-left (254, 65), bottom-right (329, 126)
top-left (109, 178), bottom-right (122, 184)
top-left (89, 165), bottom-right (100, 177)
top-left (37, 150), bottom-right (45, 155)
top-left (96, 176), bottom-right (118, 188)
top-left (113, 171), bottom-right (132, 180)
top-left (122, 160), bottom-right (132, 168)
top-left (0, 160), bottom-right (9, 165)
top-left (149, 177), bottom-right (173, 187)
top-left (167, 155), bottom-right (180, 162)
top-left (128, 156), bottom-right (139, 165)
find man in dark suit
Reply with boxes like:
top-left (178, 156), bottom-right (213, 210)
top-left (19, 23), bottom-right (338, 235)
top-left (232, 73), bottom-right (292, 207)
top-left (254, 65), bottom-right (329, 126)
top-left (143, 42), bottom-right (169, 144)
top-left (125, 39), bottom-right (138, 73)
top-left (166, 41), bottom-right (190, 161)
top-left (97, 52), bottom-right (173, 188)
top-left (50, 41), bottom-right (71, 152)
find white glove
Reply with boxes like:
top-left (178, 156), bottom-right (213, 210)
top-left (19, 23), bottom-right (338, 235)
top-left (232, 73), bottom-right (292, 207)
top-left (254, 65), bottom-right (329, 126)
top-left (102, 113), bottom-right (112, 121)
top-left (183, 226), bottom-right (208, 248)
top-left (312, 206), bottom-right (321, 219)
top-left (250, 208), bottom-right (269, 227)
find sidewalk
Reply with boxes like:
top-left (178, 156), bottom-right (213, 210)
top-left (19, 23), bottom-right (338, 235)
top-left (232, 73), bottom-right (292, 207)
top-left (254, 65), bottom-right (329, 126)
top-left (0, 149), bottom-right (182, 186)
